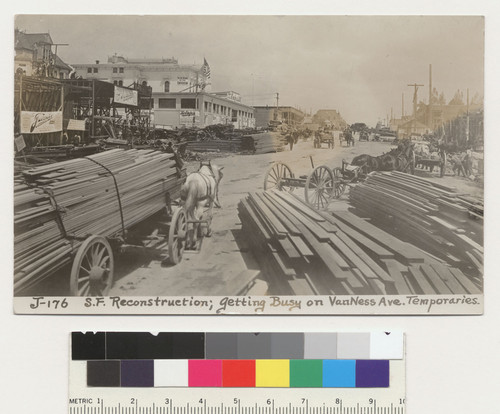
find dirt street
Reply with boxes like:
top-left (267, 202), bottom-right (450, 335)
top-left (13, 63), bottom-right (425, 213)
top-left (105, 137), bottom-right (482, 296)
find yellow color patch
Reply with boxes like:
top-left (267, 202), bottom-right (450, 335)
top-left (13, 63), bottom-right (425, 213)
top-left (256, 359), bottom-right (290, 387)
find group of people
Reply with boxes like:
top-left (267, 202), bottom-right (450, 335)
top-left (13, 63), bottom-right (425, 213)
top-left (450, 149), bottom-right (474, 178)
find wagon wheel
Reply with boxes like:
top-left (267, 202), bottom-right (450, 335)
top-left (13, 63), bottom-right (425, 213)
top-left (168, 207), bottom-right (187, 264)
top-left (264, 162), bottom-right (295, 192)
top-left (305, 165), bottom-right (335, 209)
top-left (332, 167), bottom-right (347, 198)
top-left (70, 235), bottom-right (114, 296)
top-left (440, 152), bottom-right (447, 177)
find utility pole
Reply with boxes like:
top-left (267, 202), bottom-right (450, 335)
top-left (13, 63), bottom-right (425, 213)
top-left (276, 92), bottom-right (279, 122)
top-left (428, 64), bottom-right (433, 129)
top-left (408, 83), bottom-right (424, 119)
top-left (466, 88), bottom-right (470, 143)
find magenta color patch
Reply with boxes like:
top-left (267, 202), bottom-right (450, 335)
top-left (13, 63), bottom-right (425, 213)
top-left (188, 360), bottom-right (222, 387)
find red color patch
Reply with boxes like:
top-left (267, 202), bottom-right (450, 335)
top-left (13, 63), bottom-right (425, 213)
top-left (222, 360), bottom-right (256, 387)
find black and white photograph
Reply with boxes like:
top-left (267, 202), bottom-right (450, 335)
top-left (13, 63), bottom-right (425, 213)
top-left (13, 15), bottom-right (484, 314)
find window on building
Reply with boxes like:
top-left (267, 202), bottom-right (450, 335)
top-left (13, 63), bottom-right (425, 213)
top-left (181, 98), bottom-right (196, 109)
top-left (232, 109), bottom-right (238, 122)
top-left (118, 80), bottom-right (123, 86)
top-left (87, 67), bottom-right (92, 73)
top-left (164, 81), bottom-right (170, 93)
top-left (158, 98), bottom-right (176, 109)
top-left (93, 67), bottom-right (98, 73)
top-left (119, 67), bottom-right (124, 73)
top-left (113, 67), bottom-right (118, 73)
top-left (113, 80), bottom-right (118, 85)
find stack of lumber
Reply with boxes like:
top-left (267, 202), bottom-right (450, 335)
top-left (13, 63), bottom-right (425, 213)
top-left (237, 190), bottom-right (480, 295)
top-left (349, 171), bottom-right (483, 279)
top-left (242, 132), bottom-right (285, 154)
top-left (14, 149), bottom-right (186, 294)
top-left (186, 137), bottom-right (243, 153)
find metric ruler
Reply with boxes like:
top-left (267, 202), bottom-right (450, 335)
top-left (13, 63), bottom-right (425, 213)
top-left (69, 332), bottom-right (405, 414)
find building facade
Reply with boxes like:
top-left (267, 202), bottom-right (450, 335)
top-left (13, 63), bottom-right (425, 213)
top-left (153, 91), bottom-right (254, 129)
top-left (14, 30), bottom-right (72, 79)
top-left (72, 54), bottom-right (212, 94)
top-left (73, 55), bottom-right (254, 129)
top-left (253, 106), bottom-right (305, 128)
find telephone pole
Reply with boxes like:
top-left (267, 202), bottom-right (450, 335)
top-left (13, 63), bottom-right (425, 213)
top-left (408, 83), bottom-right (424, 119)
top-left (275, 92), bottom-right (279, 122)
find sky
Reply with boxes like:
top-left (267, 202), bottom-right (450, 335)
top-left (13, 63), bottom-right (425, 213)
top-left (15, 15), bottom-right (484, 126)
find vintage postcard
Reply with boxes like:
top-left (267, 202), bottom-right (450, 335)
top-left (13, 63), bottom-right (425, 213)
top-left (13, 15), bottom-right (484, 314)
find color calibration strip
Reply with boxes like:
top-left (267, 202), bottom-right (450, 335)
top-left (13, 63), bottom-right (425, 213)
top-left (72, 332), bottom-right (403, 360)
top-left (87, 358), bottom-right (389, 388)
top-left (72, 332), bottom-right (402, 389)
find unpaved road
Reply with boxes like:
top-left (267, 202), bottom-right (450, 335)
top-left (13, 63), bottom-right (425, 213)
top-left (28, 137), bottom-right (482, 296)
top-left (108, 137), bottom-right (483, 296)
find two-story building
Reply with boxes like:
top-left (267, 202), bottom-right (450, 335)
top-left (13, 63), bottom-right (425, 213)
top-left (72, 55), bottom-right (254, 129)
top-left (14, 29), bottom-right (72, 79)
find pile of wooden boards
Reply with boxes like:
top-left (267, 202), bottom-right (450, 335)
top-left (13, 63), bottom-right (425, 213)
top-left (238, 190), bottom-right (481, 295)
top-left (242, 132), bottom-right (285, 154)
top-left (186, 138), bottom-right (243, 153)
top-left (349, 171), bottom-right (483, 279)
top-left (14, 149), bottom-right (186, 294)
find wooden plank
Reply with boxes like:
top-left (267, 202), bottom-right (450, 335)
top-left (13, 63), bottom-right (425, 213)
top-left (255, 192), bottom-right (301, 236)
top-left (263, 193), bottom-right (352, 281)
top-left (407, 266), bottom-right (437, 294)
top-left (274, 190), bottom-right (326, 222)
top-left (465, 251), bottom-right (483, 272)
top-left (277, 237), bottom-right (302, 260)
top-left (329, 233), bottom-right (378, 280)
top-left (419, 264), bottom-right (453, 294)
top-left (317, 210), bottom-right (394, 259)
top-left (382, 260), bottom-right (413, 295)
top-left (288, 278), bottom-right (316, 295)
top-left (248, 192), bottom-right (288, 238)
top-left (264, 192), bottom-right (330, 241)
top-left (288, 235), bottom-right (314, 257)
top-left (449, 268), bottom-right (482, 294)
top-left (430, 263), bottom-right (467, 294)
top-left (330, 210), bottom-right (427, 263)
top-left (333, 231), bottom-right (395, 285)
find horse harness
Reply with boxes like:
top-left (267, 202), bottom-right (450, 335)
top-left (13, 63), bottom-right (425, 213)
top-left (192, 164), bottom-right (218, 203)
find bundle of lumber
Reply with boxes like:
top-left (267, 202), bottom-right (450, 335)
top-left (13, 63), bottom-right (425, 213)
top-left (186, 138), bottom-right (243, 153)
top-left (14, 149), bottom-right (186, 294)
top-left (237, 190), bottom-right (480, 295)
top-left (349, 171), bottom-right (483, 279)
top-left (241, 132), bottom-right (285, 154)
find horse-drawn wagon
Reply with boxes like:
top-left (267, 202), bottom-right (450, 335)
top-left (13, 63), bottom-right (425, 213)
top-left (14, 150), bottom-right (221, 297)
top-left (263, 140), bottom-right (417, 209)
top-left (413, 141), bottom-right (447, 177)
top-left (313, 131), bottom-right (334, 149)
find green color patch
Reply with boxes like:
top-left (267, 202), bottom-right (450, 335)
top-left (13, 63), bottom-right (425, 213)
top-left (290, 359), bottom-right (323, 387)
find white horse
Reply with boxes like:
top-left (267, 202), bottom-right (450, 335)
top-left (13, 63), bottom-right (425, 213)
top-left (180, 162), bottom-right (224, 248)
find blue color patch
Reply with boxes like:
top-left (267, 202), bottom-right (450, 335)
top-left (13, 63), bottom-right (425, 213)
top-left (322, 360), bottom-right (356, 387)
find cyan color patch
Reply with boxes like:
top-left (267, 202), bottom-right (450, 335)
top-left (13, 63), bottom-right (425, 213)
top-left (322, 360), bottom-right (356, 387)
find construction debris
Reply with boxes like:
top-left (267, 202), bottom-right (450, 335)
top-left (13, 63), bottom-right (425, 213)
top-left (14, 148), bottom-right (186, 294)
top-left (349, 171), bottom-right (483, 279)
top-left (237, 190), bottom-right (480, 296)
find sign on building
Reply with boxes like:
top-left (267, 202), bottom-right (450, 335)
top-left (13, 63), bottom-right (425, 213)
top-left (180, 110), bottom-right (200, 125)
top-left (14, 135), bottom-right (26, 152)
top-left (20, 111), bottom-right (63, 134)
top-left (177, 76), bottom-right (189, 85)
top-left (67, 119), bottom-right (87, 131)
top-left (114, 86), bottom-right (138, 106)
